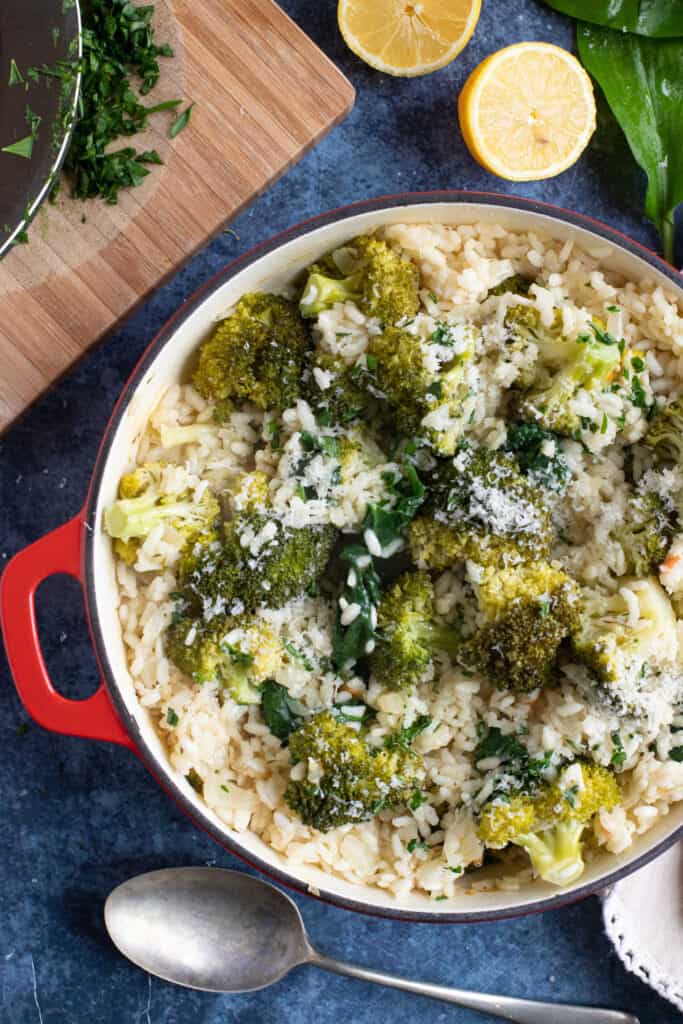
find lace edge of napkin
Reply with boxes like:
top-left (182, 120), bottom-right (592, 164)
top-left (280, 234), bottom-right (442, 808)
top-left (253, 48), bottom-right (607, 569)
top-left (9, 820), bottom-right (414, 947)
top-left (602, 886), bottom-right (683, 1012)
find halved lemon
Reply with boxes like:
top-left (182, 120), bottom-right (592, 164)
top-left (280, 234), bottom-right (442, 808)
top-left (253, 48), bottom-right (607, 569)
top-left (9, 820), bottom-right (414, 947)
top-left (458, 42), bottom-right (597, 181)
top-left (338, 0), bottom-right (481, 77)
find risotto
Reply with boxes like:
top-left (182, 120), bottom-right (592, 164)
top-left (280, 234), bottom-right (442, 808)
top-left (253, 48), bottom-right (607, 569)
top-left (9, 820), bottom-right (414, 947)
top-left (107, 222), bottom-right (683, 901)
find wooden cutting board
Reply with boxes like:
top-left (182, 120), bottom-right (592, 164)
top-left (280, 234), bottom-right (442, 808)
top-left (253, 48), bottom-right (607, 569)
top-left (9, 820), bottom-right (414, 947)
top-left (0, 0), bottom-right (355, 430)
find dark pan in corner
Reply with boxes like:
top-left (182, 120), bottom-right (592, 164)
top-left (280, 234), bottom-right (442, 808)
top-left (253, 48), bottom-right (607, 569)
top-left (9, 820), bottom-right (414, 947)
top-left (0, 0), bottom-right (81, 257)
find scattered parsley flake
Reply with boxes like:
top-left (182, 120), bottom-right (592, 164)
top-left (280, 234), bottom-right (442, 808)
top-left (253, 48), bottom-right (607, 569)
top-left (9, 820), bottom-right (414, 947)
top-left (1, 135), bottom-right (35, 159)
top-left (283, 640), bottom-right (315, 671)
top-left (170, 102), bottom-right (195, 138)
top-left (9, 60), bottom-right (24, 86)
top-left (611, 732), bottom-right (627, 768)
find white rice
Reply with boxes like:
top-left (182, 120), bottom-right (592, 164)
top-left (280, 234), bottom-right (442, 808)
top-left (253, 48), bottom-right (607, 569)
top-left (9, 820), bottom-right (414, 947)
top-left (113, 222), bottom-right (683, 901)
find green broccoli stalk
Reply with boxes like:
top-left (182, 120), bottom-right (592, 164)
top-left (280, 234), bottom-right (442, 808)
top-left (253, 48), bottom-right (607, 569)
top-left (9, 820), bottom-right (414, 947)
top-left (504, 420), bottom-right (570, 493)
top-left (409, 447), bottom-right (553, 571)
top-left (284, 710), bottom-right (425, 831)
top-left (370, 572), bottom-right (459, 691)
top-left (104, 462), bottom-right (220, 565)
top-left (461, 561), bottom-right (579, 693)
top-left (518, 328), bottom-right (621, 436)
top-left (477, 762), bottom-right (620, 886)
top-left (299, 235), bottom-right (419, 324)
top-left (193, 293), bottom-right (310, 413)
top-left (612, 489), bottom-right (676, 577)
top-left (165, 615), bottom-right (283, 704)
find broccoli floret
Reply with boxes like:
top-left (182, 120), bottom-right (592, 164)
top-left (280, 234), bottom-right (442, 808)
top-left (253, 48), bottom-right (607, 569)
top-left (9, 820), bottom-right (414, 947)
top-left (284, 711), bottom-right (425, 831)
top-left (504, 305), bottom-right (571, 370)
top-left (305, 351), bottom-right (374, 426)
top-left (612, 489), bottom-right (676, 577)
top-left (409, 447), bottom-right (552, 571)
top-left (166, 615), bottom-right (282, 704)
top-left (193, 293), bottom-right (309, 413)
top-left (367, 322), bottom-right (478, 455)
top-left (504, 420), bottom-right (570, 494)
top-left (104, 463), bottom-right (220, 565)
top-left (478, 762), bottom-right (620, 886)
top-left (462, 562), bottom-right (579, 692)
top-left (569, 578), bottom-right (679, 716)
top-left (487, 274), bottom-right (533, 298)
top-left (179, 513), bottom-right (336, 617)
top-left (643, 397), bottom-right (683, 466)
top-left (369, 572), bottom-right (459, 691)
top-left (518, 327), bottom-right (621, 436)
top-left (299, 235), bottom-right (419, 324)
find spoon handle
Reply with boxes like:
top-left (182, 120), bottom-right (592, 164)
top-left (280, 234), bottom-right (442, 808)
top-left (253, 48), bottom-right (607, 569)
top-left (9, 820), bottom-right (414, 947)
top-left (309, 951), bottom-right (639, 1024)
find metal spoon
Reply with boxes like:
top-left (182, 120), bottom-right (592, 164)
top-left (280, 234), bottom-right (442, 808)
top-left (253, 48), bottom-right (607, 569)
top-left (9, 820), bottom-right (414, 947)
top-left (105, 867), bottom-right (639, 1024)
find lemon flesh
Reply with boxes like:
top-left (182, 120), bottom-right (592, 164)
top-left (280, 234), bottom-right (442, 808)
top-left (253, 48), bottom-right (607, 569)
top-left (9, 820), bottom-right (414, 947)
top-left (338, 0), bottom-right (481, 77)
top-left (458, 42), bottom-right (597, 181)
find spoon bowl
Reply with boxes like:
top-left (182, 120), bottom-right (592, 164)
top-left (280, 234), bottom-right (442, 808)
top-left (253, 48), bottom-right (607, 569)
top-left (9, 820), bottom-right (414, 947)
top-left (105, 867), bottom-right (640, 1024)
top-left (105, 867), bottom-right (310, 993)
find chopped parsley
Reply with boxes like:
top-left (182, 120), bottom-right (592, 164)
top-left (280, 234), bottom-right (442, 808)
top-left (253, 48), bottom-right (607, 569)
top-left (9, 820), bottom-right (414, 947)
top-left (564, 784), bottom-right (580, 808)
top-left (611, 732), bottom-right (627, 768)
top-left (630, 375), bottom-right (649, 410)
top-left (223, 644), bottom-right (254, 666)
top-left (1, 135), bottom-right (36, 159)
top-left (8, 60), bottom-right (24, 87)
top-left (283, 641), bottom-right (315, 671)
top-left (386, 715), bottom-right (432, 752)
top-left (27, 0), bottom-right (192, 204)
top-left (408, 789), bottom-right (427, 811)
top-left (166, 707), bottom-right (179, 727)
top-left (185, 768), bottom-right (204, 795)
top-left (170, 102), bottom-right (195, 138)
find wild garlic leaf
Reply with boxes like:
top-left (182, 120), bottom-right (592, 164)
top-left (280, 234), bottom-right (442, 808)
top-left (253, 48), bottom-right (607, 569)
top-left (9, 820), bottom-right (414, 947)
top-left (261, 680), bottom-right (303, 742)
top-left (332, 544), bottom-right (381, 671)
top-left (578, 23), bottom-right (683, 261)
top-left (544, 0), bottom-right (683, 36)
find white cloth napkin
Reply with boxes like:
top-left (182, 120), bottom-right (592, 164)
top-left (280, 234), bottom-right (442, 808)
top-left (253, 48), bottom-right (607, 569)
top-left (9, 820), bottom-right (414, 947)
top-left (603, 841), bottom-right (683, 1010)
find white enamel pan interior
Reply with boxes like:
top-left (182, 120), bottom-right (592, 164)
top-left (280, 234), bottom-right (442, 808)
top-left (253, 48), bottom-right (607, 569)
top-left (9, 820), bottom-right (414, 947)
top-left (85, 195), bottom-right (683, 922)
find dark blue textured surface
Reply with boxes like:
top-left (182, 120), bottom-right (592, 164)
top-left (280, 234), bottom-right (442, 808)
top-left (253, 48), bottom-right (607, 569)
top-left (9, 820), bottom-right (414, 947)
top-left (1, 1), bottom-right (681, 1022)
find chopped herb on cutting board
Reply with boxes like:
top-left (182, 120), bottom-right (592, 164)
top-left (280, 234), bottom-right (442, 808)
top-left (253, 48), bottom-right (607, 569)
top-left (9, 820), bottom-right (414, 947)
top-left (24, 0), bottom-right (193, 208)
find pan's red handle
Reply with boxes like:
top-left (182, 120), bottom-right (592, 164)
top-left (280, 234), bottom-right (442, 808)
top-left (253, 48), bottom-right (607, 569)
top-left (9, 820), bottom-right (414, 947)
top-left (0, 514), bottom-right (133, 748)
